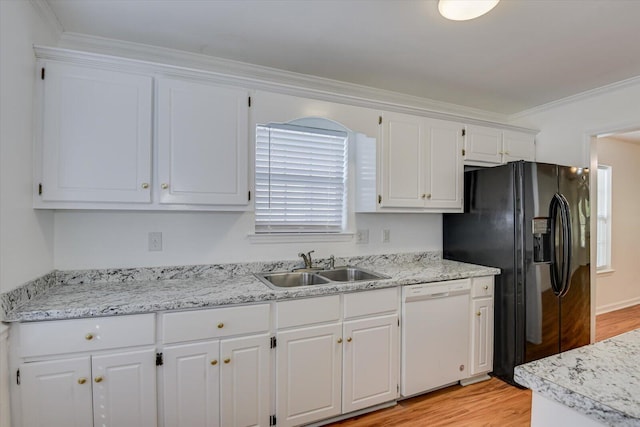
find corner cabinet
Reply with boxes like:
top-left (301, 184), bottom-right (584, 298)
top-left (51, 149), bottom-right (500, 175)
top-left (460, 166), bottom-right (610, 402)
top-left (464, 125), bottom-right (535, 166)
top-left (14, 314), bottom-right (157, 427)
top-left (35, 61), bottom-right (153, 204)
top-left (355, 112), bottom-right (464, 213)
top-left (34, 60), bottom-right (250, 211)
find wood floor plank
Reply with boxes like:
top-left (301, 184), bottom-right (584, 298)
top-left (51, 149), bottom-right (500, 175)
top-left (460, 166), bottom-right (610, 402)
top-left (326, 304), bottom-right (640, 427)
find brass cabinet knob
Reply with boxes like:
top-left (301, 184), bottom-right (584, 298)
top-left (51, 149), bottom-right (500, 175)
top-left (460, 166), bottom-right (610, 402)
top-left (337, 338), bottom-right (343, 344)
top-left (211, 360), bottom-right (218, 366)
top-left (421, 194), bottom-right (426, 199)
top-left (347, 337), bottom-right (352, 343)
top-left (223, 358), bottom-right (231, 364)
top-left (217, 323), bottom-right (224, 329)
top-left (476, 311), bottom-right (482, 317)
top-left (94, 376), bottom-right (104, 383)
top-left (161, 183), bottom-right (169, 190)
top-left (141, 183), bottom-right (149, 189)
top-left (77, 378), bottom-right (87, 385)
top-left (459, 365), bottom-right (465, 372)
top-left (85, 333), bottom-right (94, 341)
top-left (426, 193), bottom-right (432, 199)
top-left (483, 285), bottom-right (489, 290)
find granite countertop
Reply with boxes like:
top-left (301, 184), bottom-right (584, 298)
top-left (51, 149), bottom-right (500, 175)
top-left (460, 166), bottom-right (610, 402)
top-left (4, 254), bottom-right (499, 322)
top-left (514, 329), bottom-right (640, 426)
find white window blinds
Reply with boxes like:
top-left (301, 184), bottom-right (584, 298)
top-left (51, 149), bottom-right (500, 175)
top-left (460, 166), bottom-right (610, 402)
top-left (255, 124), bottom-right (348, 233)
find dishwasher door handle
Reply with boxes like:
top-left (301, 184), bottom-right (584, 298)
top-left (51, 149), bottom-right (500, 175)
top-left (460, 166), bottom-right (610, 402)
top-left (404, 289), bottom-right (469, 302)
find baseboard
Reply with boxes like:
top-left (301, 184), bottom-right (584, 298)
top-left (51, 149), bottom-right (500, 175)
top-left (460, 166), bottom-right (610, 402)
top-left (596, 297), bottom-right (640, 315)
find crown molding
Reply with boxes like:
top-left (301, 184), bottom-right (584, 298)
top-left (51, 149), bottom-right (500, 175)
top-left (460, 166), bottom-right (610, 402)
top-left (49, 32), bottom-right (536, 133)
top-left (29, 0), bottom-right (63, 39)
top-left (509, 74), bottom-right (640, 122)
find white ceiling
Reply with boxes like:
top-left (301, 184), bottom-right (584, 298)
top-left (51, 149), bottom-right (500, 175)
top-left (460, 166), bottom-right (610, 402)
top-left (45, 0), bottom-right (640, 115)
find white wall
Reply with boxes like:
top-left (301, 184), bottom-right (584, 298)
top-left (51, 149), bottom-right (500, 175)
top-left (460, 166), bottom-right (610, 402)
top-left (510, 81), bottom-right (640, 312)
top-left (595, 137), bottom-right (640, 313)
top-left (0, 1), bottom-right (58, 293)
top-left (510, 80), bottom-right (640, 168)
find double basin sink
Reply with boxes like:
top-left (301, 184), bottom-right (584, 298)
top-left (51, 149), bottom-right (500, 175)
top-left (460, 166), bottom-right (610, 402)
top-left (255, 266), bottom-right (388, 290)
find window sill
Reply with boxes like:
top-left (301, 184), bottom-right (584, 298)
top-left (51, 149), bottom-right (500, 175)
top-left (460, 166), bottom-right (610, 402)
top-left (597, 268), bottom-right (615, 275)
top-left (248, 232), bottom-right (354, 244)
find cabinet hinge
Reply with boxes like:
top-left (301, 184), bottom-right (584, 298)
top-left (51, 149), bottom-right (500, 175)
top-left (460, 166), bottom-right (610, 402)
top-left (248, 190), bottom-right (251, 201)
top-left (16, 369), bottom-right (20, 385)
top-left (156, 352), bottom-right (163, 366)
top-left (269, 415), bottom-right (277, 426)
top-left (462, 128), bottom-right (466, 137)
top-left (248, 96), bottom-right (251, 107)
top-left (462, 149), bottom-right (466, 156)
top-left (270, 336), bottom-right (277, 349)
top-left (378, 116), bottom-right (382, 125)
top-left (38, 183), bottom-right (43, 196)
top-left (378, 195), bottom-right (382, 204)
top-left (41, 68), bottom-right (45, 80)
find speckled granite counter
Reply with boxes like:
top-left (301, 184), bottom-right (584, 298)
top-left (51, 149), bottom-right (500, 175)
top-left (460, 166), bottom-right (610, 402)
top-left (3, 253), bottom-right (498, 322)
top-left (514, 329), bottom-right (640, 426)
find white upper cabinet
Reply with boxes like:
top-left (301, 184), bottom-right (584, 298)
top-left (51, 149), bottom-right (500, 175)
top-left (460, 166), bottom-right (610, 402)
top-left (156, 78), bottom-right (249, 206)
top-left (464, 125), bottom-right (535, 166)
top-left (37, 62), bottom-right (153, 204)
top-left (357, 111), bottom-right (463, 212)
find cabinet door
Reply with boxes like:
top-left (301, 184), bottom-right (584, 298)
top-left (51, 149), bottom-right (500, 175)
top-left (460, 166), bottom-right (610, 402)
top-left (157, 78), bottom-right (249, 206)
top-left (342, 315), bottom-right (398, 413)
top-left (503, 130), bottom-right (535, 162)
top-left (20, 357), bottom-right (92, 427)
top-left (470, 298), bottom-right (494, 376)
top-left (380, 112), bottom-right (425, 208)
top-left (276, 323), bottom-right (342, 427)
top-left (464, 125), bottom-right (503, 165)
top-left (40, 62), bottom-right (152, 203)
top-left (163, 341), bottom-right (220, 427)
top-left (425, 119), bottom-right (464, 210)
top-left (91, 348), bottom-right (157, 427)
top-left (220, 334), bottom-right (270, 427)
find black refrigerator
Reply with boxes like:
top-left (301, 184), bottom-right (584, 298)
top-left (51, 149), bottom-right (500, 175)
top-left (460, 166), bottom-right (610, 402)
top-left (443, 161), bottom-right (591, 384)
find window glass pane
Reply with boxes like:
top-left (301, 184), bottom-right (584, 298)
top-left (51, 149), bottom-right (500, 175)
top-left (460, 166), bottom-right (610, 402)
top-left (255, 124), bottom-right (347, 233)
top-left (596, 165), bottom-right (611, 270)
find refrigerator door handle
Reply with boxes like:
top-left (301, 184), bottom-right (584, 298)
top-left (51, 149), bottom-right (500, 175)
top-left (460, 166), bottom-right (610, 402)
top-left (548, 194), bottom-right (563, 296)
top-left (559, 193), bottom-right (573, 297)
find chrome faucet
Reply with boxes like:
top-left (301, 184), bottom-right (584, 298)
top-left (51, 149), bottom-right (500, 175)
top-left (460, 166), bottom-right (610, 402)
top-left (328, 255), bottom-right (335, 270)
top-left (298, 250), bottom-right (315, 269)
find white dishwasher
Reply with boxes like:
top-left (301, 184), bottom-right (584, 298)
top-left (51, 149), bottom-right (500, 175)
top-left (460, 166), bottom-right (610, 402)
top-left (401, 279), bottom-right (470, 397)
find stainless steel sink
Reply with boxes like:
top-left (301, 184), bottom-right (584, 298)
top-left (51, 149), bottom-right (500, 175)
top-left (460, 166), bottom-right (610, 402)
top-left (255, 266), bottom-right (388, 289)
top-left (316, 267), bottom-right (386, 282)
top-left (255, 271), bottom-right (331, 289)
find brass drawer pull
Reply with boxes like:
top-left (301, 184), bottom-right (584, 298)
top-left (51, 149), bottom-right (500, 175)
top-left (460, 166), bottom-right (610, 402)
top-left (347, 337), bottom-right (352, 342)
top-left (77, 378), bottom-right (87, 385)
top-left (211, 360), bottom-right (218, 366)
top-left (217, 323), bottom-right (224, 329)
top-left (85, 333), bottom-right (94, 341)
top-left (223, 358), bottom-right (231, 364)
top-left (94, 376), bottom-right (104, 383)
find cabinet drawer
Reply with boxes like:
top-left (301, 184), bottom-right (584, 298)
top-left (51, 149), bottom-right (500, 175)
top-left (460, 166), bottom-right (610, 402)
top-left (162, 304), bottom-right (270, 344)
top-left (277, 295), bottom-right (340, 329)
top-left (344, 288), bottom-right (398, 319)
top-left (471, 276), bottom-right (494, 298)
top-left (20, 314), bottom-right (155, 358)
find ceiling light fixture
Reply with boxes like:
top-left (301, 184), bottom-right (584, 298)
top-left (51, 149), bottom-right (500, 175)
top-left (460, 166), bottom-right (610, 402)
top-left (438, 0), bottom-right (500, 21)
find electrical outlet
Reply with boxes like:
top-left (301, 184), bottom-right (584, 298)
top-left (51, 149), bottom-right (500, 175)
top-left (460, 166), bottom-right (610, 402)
top-left (355, 229), bottom-right (369, 244)
top-left (382, 229), bottom-right (391, 243)
top-left (148, 232), bottom-right (163, 251)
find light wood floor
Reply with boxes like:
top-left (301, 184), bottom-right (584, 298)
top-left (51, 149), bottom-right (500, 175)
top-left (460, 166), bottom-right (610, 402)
top-left (328, 304), bottom-right (640, 427)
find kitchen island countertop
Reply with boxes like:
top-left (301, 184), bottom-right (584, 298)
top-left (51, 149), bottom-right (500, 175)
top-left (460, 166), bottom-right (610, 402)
top-left (5, 255), bottom-right (499, 322)
top-left (515, 329), bottom-right (640, 426)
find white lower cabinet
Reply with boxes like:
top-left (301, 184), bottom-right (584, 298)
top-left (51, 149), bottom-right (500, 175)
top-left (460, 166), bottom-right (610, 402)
top-left (160, 304), bottom-right (271, 427)
top-left (20, 348), bottom-right (157, 427)
top-left (342, 314), bottom-right (398, 413)
top-left (276, 289), bottom-right (400, 427)
top-left (467, 276), bottom-right (495, 380)
top-left (276, 323), bottom-right (343, 427)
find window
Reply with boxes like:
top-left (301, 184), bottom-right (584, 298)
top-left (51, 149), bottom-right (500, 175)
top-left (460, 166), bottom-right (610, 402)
top-left (596, 165), bottom-right (612, 270)
top-left (255, 123), bottom-right (348, 234)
